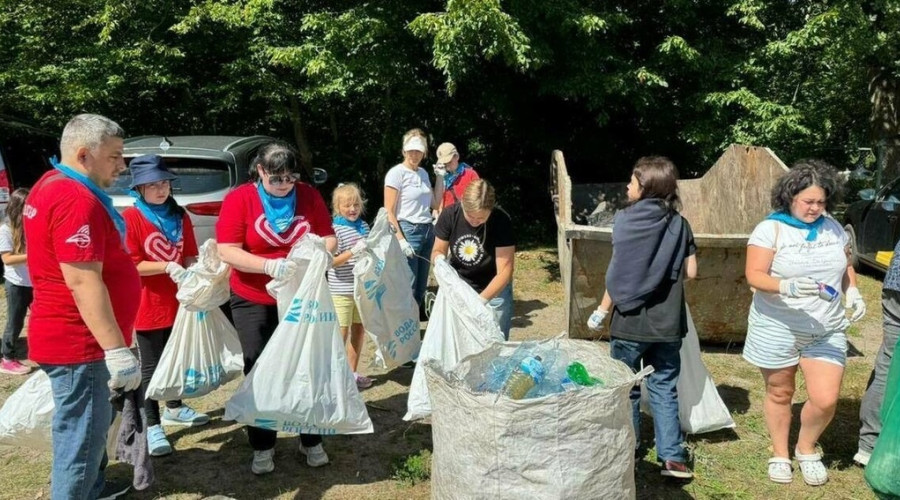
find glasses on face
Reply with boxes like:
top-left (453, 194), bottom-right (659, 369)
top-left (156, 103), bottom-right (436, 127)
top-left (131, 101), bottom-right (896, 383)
top-left (264, 171), bottom-right (300, 186)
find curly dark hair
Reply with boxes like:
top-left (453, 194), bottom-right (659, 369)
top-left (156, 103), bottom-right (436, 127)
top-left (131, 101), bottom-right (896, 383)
top-left (770, 159), bottom-right (843, 213)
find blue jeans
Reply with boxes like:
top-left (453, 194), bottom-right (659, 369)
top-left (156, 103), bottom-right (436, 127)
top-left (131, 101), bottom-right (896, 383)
top-left (42, 361), bottom-right (112, 500)
top-left (610, 337), bottom-right (686, 463)
top-left (399, 220), bottom-right (434, 307)
top-left (1, 282), bottom-right (33, 359)
top-left (488, 282), bottom-right (514, 340)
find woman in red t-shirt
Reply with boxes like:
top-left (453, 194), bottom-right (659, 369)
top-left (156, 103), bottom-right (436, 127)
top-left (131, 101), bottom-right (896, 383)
top-left (123, 155), bottom-right (206, 458)
top-left (216, 142), bottom-right (337, 476)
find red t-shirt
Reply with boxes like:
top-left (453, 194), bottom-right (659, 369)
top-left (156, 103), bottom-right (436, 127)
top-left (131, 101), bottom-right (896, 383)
top-left (124, 208), bottom-right (199, 330)
top-left (24, 171), bottom-right (141, 364)
top-left (216, 182), bottom-right (335, 305)
top-left (442, 167), bottom-right (480, 208)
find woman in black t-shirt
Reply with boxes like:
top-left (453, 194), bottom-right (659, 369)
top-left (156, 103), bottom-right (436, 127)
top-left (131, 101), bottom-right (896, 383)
top-left (431, 179), bottom-right (515, 339)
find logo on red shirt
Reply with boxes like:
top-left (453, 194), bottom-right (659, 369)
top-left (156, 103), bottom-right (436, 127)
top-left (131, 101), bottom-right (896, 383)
top-left (144, 232), bottom-right (183, 262)
top-left (65, 225), bottom-right (92, 248)
top-left (23, 204), bottom-right (36, 219)
top-left (253, 214), bottom-right (310, 247)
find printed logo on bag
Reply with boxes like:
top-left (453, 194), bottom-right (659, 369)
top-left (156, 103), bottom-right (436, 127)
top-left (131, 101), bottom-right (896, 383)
top-left (384, 339), bottom-right (397, 359)
top-left (183, 364), bottom-right (225, 395)
top-left (284, 298), bottom-right (337, 324)
top-left (374, 258), bottom-right (385, 277)
top-left (144, 232), bottom-right (183, 262)
top-left (253, 214), bottom-right (310, 247)
top-left (452, 234), bottom-right (485, 266)
top-left (279, 421), bottom-right (338, 435)
top-left (393, 318), bottom-right (417, 346)
top-left (364, 279), bottom-right (387, 310)
top-left (253, 418), bottom-right (279, 431)
top-left (197, 311), bottom-right (207, 321)
top-left (65, 225), bottom-right (92, 248)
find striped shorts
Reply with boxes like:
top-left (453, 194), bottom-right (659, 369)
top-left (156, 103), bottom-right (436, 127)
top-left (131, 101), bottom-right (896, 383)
top-left (742, 310), bottom-right (848, 369)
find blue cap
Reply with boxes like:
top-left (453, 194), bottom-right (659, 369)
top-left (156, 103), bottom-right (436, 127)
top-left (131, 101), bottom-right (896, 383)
top-left (129, 154), bottom-right (176, 189)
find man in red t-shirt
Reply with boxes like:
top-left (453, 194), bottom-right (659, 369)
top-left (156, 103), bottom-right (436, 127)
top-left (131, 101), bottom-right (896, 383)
top-left (23, 114), bottom-right (142, 500)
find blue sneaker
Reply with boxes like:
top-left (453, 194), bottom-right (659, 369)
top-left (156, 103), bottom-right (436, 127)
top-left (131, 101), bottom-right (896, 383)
top-left (147, 425), bottom-right (172, 457)
top-left (161, 405), bottom-right (210, 427)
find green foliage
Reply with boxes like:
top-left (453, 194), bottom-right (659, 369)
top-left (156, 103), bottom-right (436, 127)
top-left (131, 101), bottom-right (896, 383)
top-left (392, 449), bottom-right (432, 486)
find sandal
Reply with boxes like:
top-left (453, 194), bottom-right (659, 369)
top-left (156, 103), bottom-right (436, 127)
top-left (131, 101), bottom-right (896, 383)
top-left (767, 457), bottom-right (792, 484)
top-left (795, 448), bottom-right (828, 486)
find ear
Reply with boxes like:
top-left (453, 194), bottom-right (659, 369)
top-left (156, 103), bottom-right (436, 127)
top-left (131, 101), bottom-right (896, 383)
top-left (76, 146), bottom-right (91, 165)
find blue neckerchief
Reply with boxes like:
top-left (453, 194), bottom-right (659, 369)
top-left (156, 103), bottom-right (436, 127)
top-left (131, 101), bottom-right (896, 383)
top-left (333, 215), bottom-right (368, 235)
top-left (766, 211), bottom-right (826, 241)
top-left (130, 192), bottom-right (183, 243)
top-left (51, 157), bottom-right (126, 244)
top-left (256, 182), bottom-right (296, 233)
top-left (444, 163), bottom-right (470, 190)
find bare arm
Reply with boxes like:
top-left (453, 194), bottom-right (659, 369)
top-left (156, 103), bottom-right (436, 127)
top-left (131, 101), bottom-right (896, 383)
top-left (135, 260), bottom-right (168, 276)
top-left (745, 245), bottom-right (780, 293)
top-left (218, 243), bottom-right (268, 274)
top-left (324, 235), bottom-right (337, 254)
top-left (480, 246), bottom-right (515, 300)
top-left (684, 254), bottom-right (698, 280)
top-left (431, 237), bottom-right (450, 262)
top-left (384, 186), bottom-right (406, 242)
top-left (430, 179), bottom-right (445, 211)
top-left (1, 252), bottom-right (27, 266)
top-left (60, 262), bottom-right (128, 350)
top-left (599, 289), bottom-right (613, 311)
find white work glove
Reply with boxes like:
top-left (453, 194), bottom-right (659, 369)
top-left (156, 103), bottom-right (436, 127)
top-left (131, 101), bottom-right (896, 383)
top-left (433, 163), bottom-right (447, 177)
top-left (434, 254), bottom-right (446, 265)
top-left (165, 262), bottom-right (188, 284)
top-left (778, 277), bottom-right (819, 298)
top-left (587, 307), bottom-right (609, 331)
top-left (350, 239), bottom-right (368, 256)
top-left (264, 258), bottom-right (298, 280)
top-left (845, 286), bottom-right (867, 322)
top-left (399, 239), bottom-right (415, 258)
top-left (104, 347), bottom-right (141, 392)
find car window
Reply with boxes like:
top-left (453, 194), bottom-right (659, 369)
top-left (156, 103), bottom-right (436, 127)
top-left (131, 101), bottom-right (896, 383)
top-left (0, 134), bottom-right (58, 188)
top-left (106, 157), bottom-right (232, 196)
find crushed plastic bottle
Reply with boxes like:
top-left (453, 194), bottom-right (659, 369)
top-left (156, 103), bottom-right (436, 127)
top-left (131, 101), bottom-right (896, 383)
top-left (566, 362), bottom-right (603, 387)
top-left (503, 356), bottom-right (545, 400)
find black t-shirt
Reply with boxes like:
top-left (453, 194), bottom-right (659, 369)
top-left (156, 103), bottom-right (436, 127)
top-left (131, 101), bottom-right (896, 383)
top-left (434, 204), bottom-right (515, 292)
top-left (609, 218), bottom-right (697, 342)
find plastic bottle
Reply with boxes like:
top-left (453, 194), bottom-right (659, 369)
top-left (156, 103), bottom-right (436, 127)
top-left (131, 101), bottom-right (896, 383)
top-left (503, 356), bottom-right (545, 400)
top-left (566, 362), bottom-right (603, 387)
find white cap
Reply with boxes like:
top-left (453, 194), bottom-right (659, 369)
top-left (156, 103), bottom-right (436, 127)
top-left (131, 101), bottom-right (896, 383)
top-left (403, 136), bottom-right (427, 153)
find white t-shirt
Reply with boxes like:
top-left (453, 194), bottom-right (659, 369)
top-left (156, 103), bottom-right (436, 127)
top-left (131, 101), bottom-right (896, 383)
top-left (384, 163), bottom-right (433, 224)
top-left (0, 224), bottom-right (31, 287)
top-left (747, 216), bottom-right (849, 334)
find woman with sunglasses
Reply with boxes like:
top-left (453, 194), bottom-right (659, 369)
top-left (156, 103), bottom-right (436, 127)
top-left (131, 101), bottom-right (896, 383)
top-left (122, 154), bottom-right (205, 457)
top-left (216, 142), bottom-right (337, 476)
top-left (431, 179), bottom-right (515, 339)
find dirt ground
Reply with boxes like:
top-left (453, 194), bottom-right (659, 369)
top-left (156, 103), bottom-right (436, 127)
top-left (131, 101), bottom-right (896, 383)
top-left (0, 247), bottom-right (889, 499)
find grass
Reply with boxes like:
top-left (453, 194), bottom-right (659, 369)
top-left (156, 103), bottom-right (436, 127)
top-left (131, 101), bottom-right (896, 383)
top-left (0, 249), bottom-right (890, 499)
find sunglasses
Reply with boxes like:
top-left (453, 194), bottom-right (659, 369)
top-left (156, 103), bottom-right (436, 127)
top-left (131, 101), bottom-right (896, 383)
top-left (263, 171), bottom-right (300, 186)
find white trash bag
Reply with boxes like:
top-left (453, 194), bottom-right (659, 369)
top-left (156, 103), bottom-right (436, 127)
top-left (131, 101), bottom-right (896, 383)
top-left (404, 258), bottom-right (504, 421)
top-left (225, 235), bottom-right (373, 435)
top-left (353, 208), bottom-right (421, 369)
top-left (640, 305), bottom-right (735, 434)
top-left (146, 239), bottom-right (244, 401)
top-left (0, 370), bottom-right (54, 451)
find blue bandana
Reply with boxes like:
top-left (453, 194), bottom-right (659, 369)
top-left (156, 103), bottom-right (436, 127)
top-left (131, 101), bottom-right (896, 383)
top-left (131, 192), bottom-right (183, 243)
top-left (257, 182), bottom-right (297, 233)
top-left (444, 163), bottom-right (470, 190)
top-left (333, 215), bottom-right (368, 236)
top-left (766, 211), bottom-right (825, 241)
top-left (51, 157), bottom-right (126, 244)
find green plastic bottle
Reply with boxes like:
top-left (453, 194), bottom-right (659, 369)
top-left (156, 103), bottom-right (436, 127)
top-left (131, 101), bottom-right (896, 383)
top-left (566, 362), bottom-right (603, 387)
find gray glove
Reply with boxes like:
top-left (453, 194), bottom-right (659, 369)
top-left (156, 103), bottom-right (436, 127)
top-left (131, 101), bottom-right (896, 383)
top-left (778, 277), bottom-right (819, 298)
top-left (104, 347), bottom-right (141, 392)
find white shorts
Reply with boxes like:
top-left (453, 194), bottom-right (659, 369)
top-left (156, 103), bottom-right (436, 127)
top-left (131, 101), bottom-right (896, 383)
top-left (742, 311), bottom-right (847, 369)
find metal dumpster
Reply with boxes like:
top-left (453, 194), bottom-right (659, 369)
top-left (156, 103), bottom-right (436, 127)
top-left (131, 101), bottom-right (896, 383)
top-left (552, 145), bottom-right (790, 343)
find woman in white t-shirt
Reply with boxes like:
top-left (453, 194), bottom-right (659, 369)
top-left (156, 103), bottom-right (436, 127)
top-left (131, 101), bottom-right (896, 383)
top-left (0, 188), bottom-right (34, 375)
top-left (383, 128), bottom-right (444, 312)
top-left (744, 160), bottom-right (867, 486)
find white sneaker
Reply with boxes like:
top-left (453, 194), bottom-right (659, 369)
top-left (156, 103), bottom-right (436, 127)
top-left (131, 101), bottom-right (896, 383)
top-left (300, 444), bottom-right (329, 467)
top-left (854, 450), bottom-right (871, 467)
top-left (251, 449), bottom-right (275, 475)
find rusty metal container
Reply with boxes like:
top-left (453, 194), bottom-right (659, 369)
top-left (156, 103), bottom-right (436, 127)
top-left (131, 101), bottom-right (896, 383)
top-left (551, 145), bottom-right (789, 343)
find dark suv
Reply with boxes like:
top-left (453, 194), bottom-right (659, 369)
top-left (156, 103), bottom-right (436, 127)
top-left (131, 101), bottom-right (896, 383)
top-left (0, 117), bottom-right (59, 214)
top-left (844, 175), bottom-right (900, 271)
top-left (108, 135), bottom-right (326, 243)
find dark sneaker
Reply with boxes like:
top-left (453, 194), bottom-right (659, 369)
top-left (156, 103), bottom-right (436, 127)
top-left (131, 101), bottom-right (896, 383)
top-left (97, 480), bottom-right (131, 499)
top-left (661, 460), bottom-right (693, 479)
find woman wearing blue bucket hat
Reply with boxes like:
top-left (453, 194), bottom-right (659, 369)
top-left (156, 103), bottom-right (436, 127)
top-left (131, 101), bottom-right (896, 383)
top-left (122, 154), bottom-right (206, 457)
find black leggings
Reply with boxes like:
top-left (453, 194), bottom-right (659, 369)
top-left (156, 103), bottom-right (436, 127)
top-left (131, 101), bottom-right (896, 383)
top-left (230, 293), bottom-right (322, 451)
top-left (136, 327), bottom-right (182, 427)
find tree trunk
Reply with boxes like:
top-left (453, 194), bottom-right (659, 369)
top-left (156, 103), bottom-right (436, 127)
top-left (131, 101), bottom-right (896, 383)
top-left (869, 68), bottom-right (900, 185)
top-left (288, 96), bottom-right (315, 180)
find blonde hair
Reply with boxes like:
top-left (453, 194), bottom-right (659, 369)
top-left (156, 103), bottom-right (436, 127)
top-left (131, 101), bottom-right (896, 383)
top-left (331, 183), bottom-right (367, 217)
top-left (401, 128), bottom-right (428, 156)
top-left (461, 179), bottom-right (495, 213)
